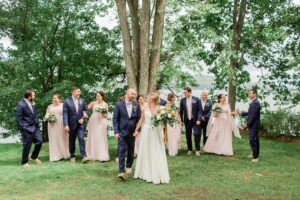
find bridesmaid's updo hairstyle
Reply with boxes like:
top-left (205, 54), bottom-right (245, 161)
top-left (97, 91), bottom-right (105, 100)
top-left (167, 93), bottom-right (175, 102)
top-left (53, 93), bottom-right (62, 102)
top-left (54, 94), bottom-right (62, 100)
top-left (217, 94), bottom-right (224, 103)
top-left (148, 92), bottom-right (160, 105)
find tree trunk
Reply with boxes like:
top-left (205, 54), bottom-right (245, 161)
top-left (127, 0), bottom-right (140, 91)
top-left (148, 0), bottom-right (166, 92)
top-left (116, 0), bottom-right (166, 95)
top-left (138, 0), bottom-right (151, 96)
top-left (228, 0), bottom-right (247, 111)
top-left (116, 0), bottom-right (137, 90)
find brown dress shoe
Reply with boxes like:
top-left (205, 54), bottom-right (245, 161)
top-left (126, 168), bottom-right (132, 174)
top-left (82, 157), bottom-right (89, 163)
top-left (32, 158), bottom-right (42, 165)
top-left (22, 163), bottom-right (31, 168)
top-left (118, 173), bottom-right (125, 180)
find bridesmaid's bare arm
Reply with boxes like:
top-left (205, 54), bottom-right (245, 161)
top-left (88, 101), bottom-right (94, 110)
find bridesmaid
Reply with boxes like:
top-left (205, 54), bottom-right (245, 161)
top-left (46, 94), bottom-right (69, 161)
top-left (166, 93), bottom-right (182, 156)
top-left (204, 94), bottom-right (240, 156)
top-left (86, 91), bottom-right (110, 162)
top-left (134, 95), bottom-right (146, 156)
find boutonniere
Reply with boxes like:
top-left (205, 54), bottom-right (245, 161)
top-left (192, 100), bottom-right (196, 104)
top-left (78, 99), bottom-right (82, 106)
top-left (205, 102), bottom-right (209, 107)
top-left (133, 105), bottom-right (138, 112)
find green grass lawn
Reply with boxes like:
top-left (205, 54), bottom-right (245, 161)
top-left (0, 135), bottom-right (299, 200)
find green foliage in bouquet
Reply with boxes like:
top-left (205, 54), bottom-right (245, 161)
top-left (43, 114), bottom-right (57, 123)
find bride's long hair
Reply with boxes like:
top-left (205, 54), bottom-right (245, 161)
top-left (147, 92), bottom-right (160, 106)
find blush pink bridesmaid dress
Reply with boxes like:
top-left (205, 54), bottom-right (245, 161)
top-left (86, 102), bottom-right (110, 161)
top-left (46, 104), bottom-right (70, 161)
top-left (204, 103), bottom-right (240, 156)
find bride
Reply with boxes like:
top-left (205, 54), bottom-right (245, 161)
top-left (133, 92), bottom-right (170, 184)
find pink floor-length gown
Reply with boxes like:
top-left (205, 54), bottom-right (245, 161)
top-left (167, 123), bottom-right (182, 156)
top-left (86, 102), bottom-right (110, 161)
top-left (47, 104), bottom-right (70, 161)
top-left (204, 103), bottom-right (240, 156)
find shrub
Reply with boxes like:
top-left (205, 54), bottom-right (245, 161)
top-left (260, 110), bottom-right (300, 137)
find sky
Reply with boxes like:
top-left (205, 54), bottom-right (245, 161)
top-left (1, 0), bottom-right (299, 83)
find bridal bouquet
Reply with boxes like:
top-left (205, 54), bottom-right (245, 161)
top-left (212, 105), bottom-right (223, 113)
top-left (212, 105), bottom-right (223, 118)
top-left (43, 114), bottom-right (57, 123)
top-left (169, 104), bottom-right (180, 112)
top-left (95, 105), bottom-right (108, 114)
top-left (151, 106), bottom-right (178, 127)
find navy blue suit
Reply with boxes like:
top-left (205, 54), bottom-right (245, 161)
top-left (200, 100), bottom-right (212, 145)
top-left (63, 97), bottom-right (88, 158)
top-left (160, 98), bottom-right (167, 106)
top-left (242, 99), bottom-right (261, 159)
top-left (16, 99), bottom-right (43, 165)
top-left (113, 101), bottom-right (141, 173)
top-left (180, 96), bottom-right (202, 151)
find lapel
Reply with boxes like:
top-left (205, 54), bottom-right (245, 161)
top-left (191, 96), bottom-right (196, 109)
top-left (122, 101), bottom-right (130, 119)
top-left (23, 99), bottom-right (34, 116)
top-left (203, 101), bottom-right (210, 111)
top-left (70, 97), bottom-right (78, 114)
top-left (183, 97), bottom-right (187, 110)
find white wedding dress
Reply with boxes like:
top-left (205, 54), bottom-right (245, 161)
top-left (134, 106), bottom-right (170, 184)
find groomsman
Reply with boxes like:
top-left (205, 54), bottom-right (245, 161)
top-left (63, 87), bottom-right (89, 163)
top-left (16, 90), bottom-right (43, 168)
top-left (239, 89), bottom-right (261, 163)
top-left (199, 91), bottom-right (212, 146)
top-left (180, 87), bottom-right (202, 156)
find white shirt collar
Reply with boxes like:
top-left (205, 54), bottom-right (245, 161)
top-left (125, 99), bottom-right (132, 105)
top-left (249, 98), bottom-right (256, 104)
top-left (72, 96), bottom-right (79, 101)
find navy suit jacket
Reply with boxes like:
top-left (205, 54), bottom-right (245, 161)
top-left (160, 98), bottom-right (167, 106)
top-left (242, 99), bottom-right (261, 129)
top-left (63, 97), bottom-right (88, 129)
top-left (201, 100), bottom-right (212, 123)
top-left (16, 99), bottom-right (40, 133)
top-left (113, 101), bottom-right (141, 137)
top-left (180, 96), bottom-right (202, 122)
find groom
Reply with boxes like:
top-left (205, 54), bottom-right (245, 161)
top-left (63, 87), bottom-right (89, 163)
top-left (113, 88), bottom-right (141, 180)
top-left (239, 89), bottom-right (261, 163)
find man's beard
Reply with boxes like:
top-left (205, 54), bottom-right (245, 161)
top-left (29, 97), bottom-right (34, 102)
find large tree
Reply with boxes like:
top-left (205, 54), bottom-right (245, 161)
top-left (115, 0), bottom-right (166, 96)
top-left (168, 0), bottom-right (299, 109)
top-left (0, 0), bottom-right (124, 136)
